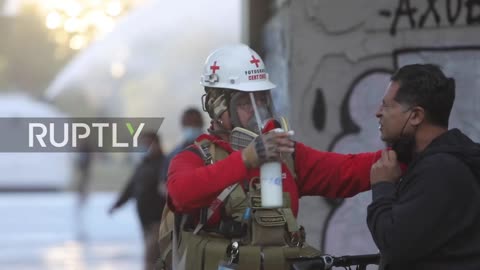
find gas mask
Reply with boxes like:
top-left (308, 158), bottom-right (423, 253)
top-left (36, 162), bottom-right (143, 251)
top-left (229, 91), bottom-right (283, 150)
top-left (390, 134), bottom-right (416, 164)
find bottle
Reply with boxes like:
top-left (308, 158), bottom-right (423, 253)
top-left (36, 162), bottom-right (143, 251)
top-left (260, 158), bottom-right (283, 208)
top-left (260, 119), bottom-right (284, 208)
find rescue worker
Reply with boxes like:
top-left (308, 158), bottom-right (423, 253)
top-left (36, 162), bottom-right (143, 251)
top-left (164, 44), bottom-right (381, 270)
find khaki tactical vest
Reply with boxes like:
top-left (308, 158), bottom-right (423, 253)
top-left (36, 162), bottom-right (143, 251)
top-left (157, 140), bottom-right (322, 270)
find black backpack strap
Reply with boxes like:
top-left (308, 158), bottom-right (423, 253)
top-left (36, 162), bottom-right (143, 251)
top-left (184, 144), bottom-right (202, 156)
top-left (183, 144), bottom-right (212, 165)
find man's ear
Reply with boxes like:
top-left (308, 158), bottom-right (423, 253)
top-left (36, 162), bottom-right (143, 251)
top-left (218, 110), bottom-right (233, 129)
top-left (410, 106), bottom-right (425, 126)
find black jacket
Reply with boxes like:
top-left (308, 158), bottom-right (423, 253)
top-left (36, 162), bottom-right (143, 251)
top-left (112, 153), bottom-right (166, 229)
top-left (367, 129), bottom-right (480, 270)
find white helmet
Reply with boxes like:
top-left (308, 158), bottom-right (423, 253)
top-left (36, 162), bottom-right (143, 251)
top-left (200, 44), bottom-right (276, 91)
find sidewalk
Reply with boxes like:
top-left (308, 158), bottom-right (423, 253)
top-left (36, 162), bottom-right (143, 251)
top-left (0, 192), bottom-right (143, 270)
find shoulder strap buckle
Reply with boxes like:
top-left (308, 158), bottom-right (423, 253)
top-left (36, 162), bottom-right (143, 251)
top-left (194, 140), bottom-right (213, 165)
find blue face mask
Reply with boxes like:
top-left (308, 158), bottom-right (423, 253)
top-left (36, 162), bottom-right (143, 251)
top-left (182, 127), bottom-right (203, 142)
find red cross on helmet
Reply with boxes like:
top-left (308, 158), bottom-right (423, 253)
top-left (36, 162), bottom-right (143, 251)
top-left (200, 44), bottom-right (276, 91)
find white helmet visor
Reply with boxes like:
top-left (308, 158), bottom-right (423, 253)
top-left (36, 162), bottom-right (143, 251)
top-left (229, 90), bottom-right (276, 134)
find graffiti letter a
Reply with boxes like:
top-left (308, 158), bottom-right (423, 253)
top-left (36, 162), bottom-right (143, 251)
top-left (390, 0), bottom-right (418, 36)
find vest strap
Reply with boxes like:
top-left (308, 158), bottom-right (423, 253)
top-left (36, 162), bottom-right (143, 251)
top-left (193, 140), bottom-right (239, 234)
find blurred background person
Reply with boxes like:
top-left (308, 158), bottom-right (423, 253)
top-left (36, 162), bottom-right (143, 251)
top-left (108, 131), bottom-right (166, 270)
top-left (0, 1), bottom-right (241, 269)
top-left (160, 107), bottom-right (204, 183)
top-left (74, 140), bottom-right (93, 239)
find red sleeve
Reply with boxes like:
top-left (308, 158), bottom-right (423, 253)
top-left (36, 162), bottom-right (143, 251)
top-left (294, 142), bottom-right (382, 198)
top-left (167, 150), bottom-right (248, 213)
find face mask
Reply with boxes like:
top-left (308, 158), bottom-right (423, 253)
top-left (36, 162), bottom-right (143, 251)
top-left (230, 91), bottom-right (275, 134)
top-left (388, 110), bottom-right (416, 164)
top-left (182, 127), bottom-right (203, 142)
top-left (246, 106), bottom-right (273, 134)
top-left (389, 134), bottom-right (416, 164)
top-left (230, 127), bottom-right (258, 150)
top-left (245, 115), bottom-right (260, 134)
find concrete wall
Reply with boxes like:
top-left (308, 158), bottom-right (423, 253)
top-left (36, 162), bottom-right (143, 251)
top-left (262, 0), bottom-right (480, 260)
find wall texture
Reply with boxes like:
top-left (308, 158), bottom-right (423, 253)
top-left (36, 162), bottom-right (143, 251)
top-left (263, 0), bottom-right (480, 263)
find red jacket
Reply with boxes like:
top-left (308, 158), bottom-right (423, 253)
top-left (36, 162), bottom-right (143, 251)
top-left (167, 134), bottom-right (381, 225)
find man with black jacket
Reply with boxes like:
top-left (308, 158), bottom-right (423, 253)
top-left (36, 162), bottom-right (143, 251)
top-left (368, 64), bottom-right (480, 270)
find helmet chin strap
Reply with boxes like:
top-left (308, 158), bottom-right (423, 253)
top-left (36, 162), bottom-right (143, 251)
top-left (207, 119), bottom-right (231, 137)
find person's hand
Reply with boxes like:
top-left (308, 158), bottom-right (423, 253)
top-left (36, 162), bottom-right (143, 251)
top-left (241, 130), bottom-right (294, 168)
top-left (370, 149), bottom-right (402, 185)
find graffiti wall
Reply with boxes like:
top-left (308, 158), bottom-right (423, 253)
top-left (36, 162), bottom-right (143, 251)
top-left (263, 0), bottom-right (480, 264)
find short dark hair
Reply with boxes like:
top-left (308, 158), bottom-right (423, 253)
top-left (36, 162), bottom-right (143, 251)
top-left (391, 64), bottom-right (455, 127)
top-left (182, 107), bottom-right (204, 127)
